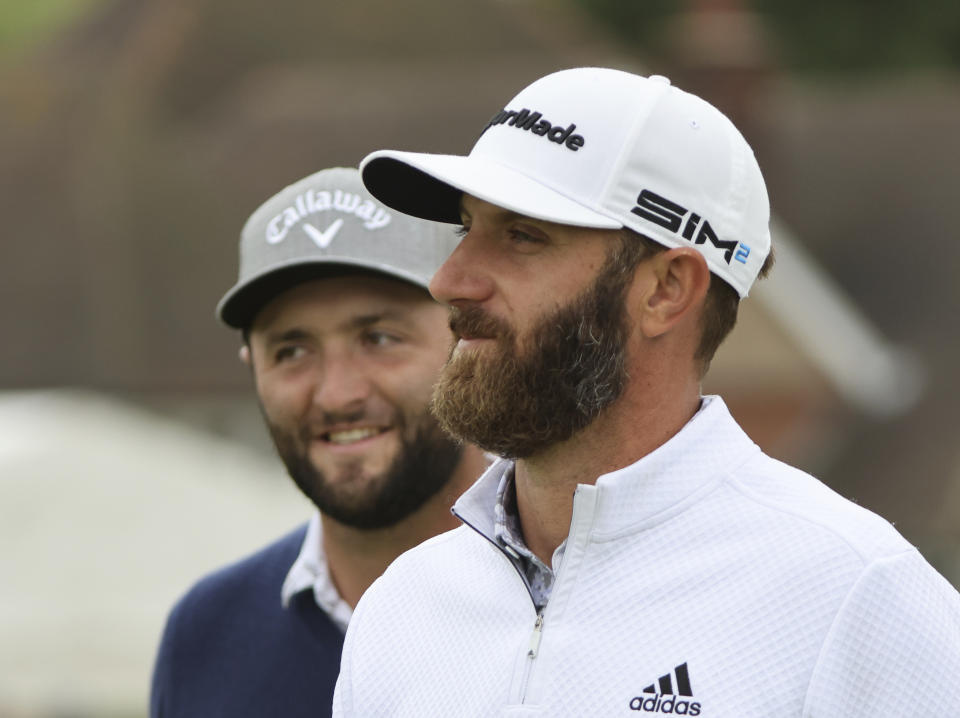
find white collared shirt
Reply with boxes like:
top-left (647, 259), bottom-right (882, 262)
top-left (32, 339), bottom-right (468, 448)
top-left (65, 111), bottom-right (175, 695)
top-left (336, 396), bottom-right (960, 717)
top-left (281, 512), bottom-right (353, 632)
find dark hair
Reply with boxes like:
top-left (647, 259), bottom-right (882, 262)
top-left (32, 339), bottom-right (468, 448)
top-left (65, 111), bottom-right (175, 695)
top-left (619, 228), bottom-right (775, 374)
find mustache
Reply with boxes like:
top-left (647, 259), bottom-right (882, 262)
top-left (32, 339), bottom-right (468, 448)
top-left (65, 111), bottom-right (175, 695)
top-left (448, 305), bottom-right (511, 340)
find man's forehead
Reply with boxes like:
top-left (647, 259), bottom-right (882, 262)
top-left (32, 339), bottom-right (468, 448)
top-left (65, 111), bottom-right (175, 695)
top-left (459, 194), bottom-right (574, 232)
top-left (459, 194), bottom-right (524, 221)
top-left (457, 193), bottom-right (625, 249)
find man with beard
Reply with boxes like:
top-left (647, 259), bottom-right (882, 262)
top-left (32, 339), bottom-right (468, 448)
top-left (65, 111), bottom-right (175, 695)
top-left (149, 167), bottom-right (487, 718)
top-left (333, 70), bottom-right (960, 716)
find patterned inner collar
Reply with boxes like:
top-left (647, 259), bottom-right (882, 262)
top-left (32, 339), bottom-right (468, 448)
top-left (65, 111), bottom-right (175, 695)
top-left (493, 467), bottom-right (566, 611)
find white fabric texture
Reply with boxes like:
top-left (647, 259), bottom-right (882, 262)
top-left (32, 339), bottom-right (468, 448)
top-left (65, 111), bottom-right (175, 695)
top-left (333, 396), bottom-right (960, 717)
top-left (280, 512), bottom-right (353, 632)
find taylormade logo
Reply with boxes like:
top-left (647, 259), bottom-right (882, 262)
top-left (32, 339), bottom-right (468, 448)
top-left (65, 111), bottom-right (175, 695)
top-left (265, 189), bottom-right (391, 245)
top-left (484, 107), bottom-right (585, 151)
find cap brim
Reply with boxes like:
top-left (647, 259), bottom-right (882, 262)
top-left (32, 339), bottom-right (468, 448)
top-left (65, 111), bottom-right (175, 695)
top-left (360, 150), bottom-right (622, 229)
top-left (216, 259), bottom-right (429, 329)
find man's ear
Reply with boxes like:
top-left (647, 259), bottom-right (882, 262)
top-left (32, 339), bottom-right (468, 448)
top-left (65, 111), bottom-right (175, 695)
top-left (239, 345), bottom-right (251, 365)
top-left (635, 248), bottom-right (711, 339)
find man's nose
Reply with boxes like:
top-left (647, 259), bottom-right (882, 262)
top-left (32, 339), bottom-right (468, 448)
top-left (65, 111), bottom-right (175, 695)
top-left (311, 352), bottom-right (372, 415)
top-left (429, 230), bottom-right (494, 307)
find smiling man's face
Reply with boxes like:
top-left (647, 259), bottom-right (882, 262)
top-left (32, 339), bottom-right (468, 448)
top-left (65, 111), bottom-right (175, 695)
top-left (247, 273), bottom-right (462, 529)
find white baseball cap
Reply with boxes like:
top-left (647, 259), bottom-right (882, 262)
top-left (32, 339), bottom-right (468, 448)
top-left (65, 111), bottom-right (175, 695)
top-left (360, 68), bottom-right (770, 297)
top-left (217, 167), bottom-right (460, 328)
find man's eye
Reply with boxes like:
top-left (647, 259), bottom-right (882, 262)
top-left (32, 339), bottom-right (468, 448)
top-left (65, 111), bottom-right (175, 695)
top-left (275, 346), bottom-right (306, 362)
top-left (363, 330), bottom-right (399, 348)
top-left (508, 228), bottom-right (543, 244)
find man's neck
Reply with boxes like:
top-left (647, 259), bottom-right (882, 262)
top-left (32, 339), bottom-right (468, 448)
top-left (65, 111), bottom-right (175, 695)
top-left (514, 379), bottom-right (702, 566)
top-left (321, 446), bottom-right (488, 608)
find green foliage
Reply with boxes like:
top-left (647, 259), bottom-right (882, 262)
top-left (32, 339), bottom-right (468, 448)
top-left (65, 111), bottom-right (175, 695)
top-left (0, 0), bottom-right (106, 57)
top-left (570, 0), bottom-right (674, 55)
top-left (572, 0), bottom-right (960, 73)
top-left (759, 0), bottom-right (960, 71)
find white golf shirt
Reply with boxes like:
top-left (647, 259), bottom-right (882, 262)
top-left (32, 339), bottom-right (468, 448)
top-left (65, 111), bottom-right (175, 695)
top-left (334, 396), bottom-right (960, 717)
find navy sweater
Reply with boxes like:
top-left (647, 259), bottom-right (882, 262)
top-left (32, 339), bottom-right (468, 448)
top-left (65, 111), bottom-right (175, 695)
top-left (150, 524), bottom-right (345, 717)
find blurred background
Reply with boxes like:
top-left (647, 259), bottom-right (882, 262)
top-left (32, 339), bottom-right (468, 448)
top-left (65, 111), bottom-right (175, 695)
top-left (2, 0), bottom-right (959, 715)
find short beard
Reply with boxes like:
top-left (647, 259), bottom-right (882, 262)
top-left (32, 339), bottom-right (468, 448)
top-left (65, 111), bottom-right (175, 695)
top-left (267, 412), bottom-right (463, 530)
top-left (431, 238), bottom-right (640, 459)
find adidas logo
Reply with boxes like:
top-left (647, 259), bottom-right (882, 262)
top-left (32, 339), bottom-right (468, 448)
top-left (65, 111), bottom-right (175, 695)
top-left (629, 662), bottom-right (701, 715)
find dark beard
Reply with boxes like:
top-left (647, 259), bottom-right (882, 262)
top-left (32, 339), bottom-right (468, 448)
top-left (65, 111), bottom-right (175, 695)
top-left (431, 242), bottom-right (636, 459)
top-left (267, 412), bottom-right (463, 530)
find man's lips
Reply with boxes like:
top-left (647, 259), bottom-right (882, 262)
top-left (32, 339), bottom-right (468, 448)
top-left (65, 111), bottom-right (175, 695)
top-left (317, 426), bottom-right (391, 446)
top-left (449, 307), bottom-right (505, 342)
top-left (451, 322), bottom-right (496, 342)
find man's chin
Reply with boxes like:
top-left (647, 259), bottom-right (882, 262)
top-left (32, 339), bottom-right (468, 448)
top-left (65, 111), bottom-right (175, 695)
top-left (307, 455), bottom-right (395, 492)
top-left (281, 417), bottom-right (463, 530)
top-left (443, 342), bottom-right (503, 382)
top-left (300, 465), bottom-right (390, 515)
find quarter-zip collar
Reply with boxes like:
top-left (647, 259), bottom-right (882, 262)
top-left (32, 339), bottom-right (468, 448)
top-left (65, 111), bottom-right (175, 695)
top-left (453, 396), bottom-right (760, 542)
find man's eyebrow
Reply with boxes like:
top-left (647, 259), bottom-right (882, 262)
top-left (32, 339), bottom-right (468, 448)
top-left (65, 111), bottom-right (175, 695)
top-left (260, 309), bottom-right (414, 345)
top-left (263, 327), bottom-right (312, 346)
top-left (458, 196), bottom-right (533, 224)
top-left (347, 310), bottom-right (410, 330)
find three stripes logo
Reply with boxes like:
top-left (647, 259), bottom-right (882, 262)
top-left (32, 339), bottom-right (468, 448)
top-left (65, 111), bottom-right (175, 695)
top-left (629, 662), bottom-right (702, 715)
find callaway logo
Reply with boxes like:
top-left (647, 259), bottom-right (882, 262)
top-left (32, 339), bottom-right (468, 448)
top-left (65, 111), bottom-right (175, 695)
top-left (484, 107), bottom-right (585, 151)
top-left (631, 189), bottom-right (750, 266)
top-left (302, 218), bottom-right (343, 249)
top-left (265, 189), bottom-right (391, 245)
top-left (630, 662), bottom-right (702, 715)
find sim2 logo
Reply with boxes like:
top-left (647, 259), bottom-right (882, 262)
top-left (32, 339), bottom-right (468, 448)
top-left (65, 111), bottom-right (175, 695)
top-left (631, 189), bottom-right (750, 266)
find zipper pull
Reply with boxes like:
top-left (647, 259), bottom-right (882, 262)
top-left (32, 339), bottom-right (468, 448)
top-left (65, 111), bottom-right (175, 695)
top-left (528, 614), bottom-right (544, 658)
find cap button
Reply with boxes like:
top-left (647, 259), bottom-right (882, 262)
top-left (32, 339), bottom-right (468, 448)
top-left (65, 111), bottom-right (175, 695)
top-left (648, 75), bottom-right (672, 85)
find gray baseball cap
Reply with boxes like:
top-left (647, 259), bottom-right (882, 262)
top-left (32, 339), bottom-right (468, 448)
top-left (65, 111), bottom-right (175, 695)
top-left (217, 167), bottom-right (461, 329)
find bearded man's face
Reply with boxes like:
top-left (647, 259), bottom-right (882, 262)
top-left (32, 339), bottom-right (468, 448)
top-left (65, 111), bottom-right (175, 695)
top-left (432, 239), bottom-right (640, 458)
